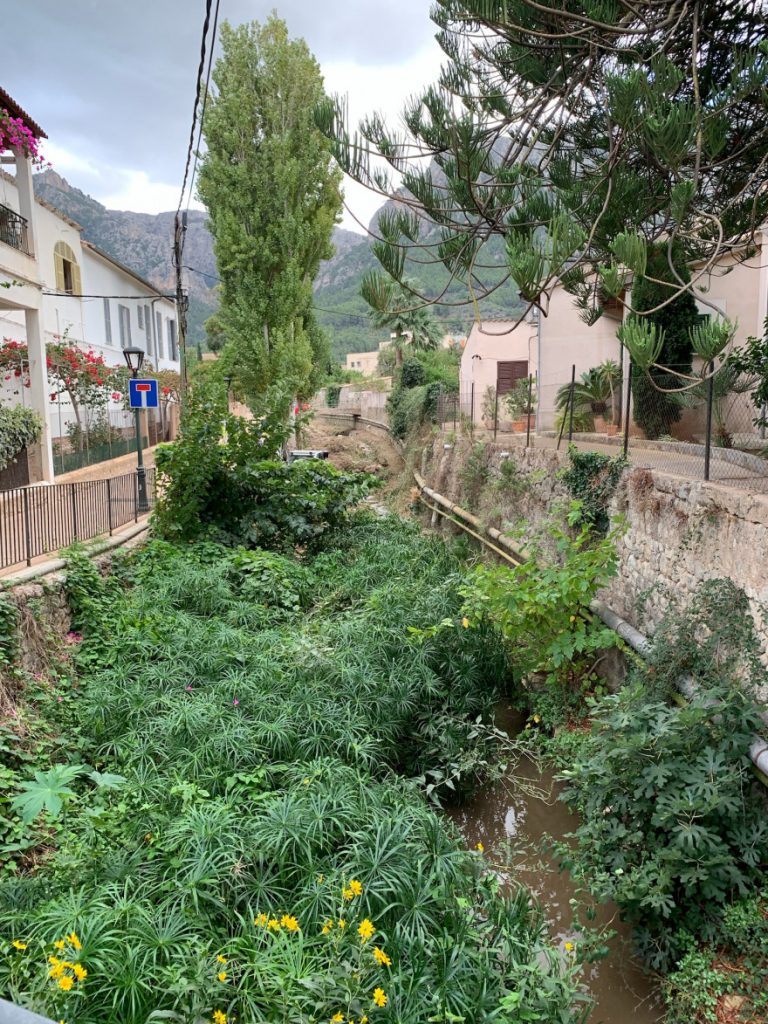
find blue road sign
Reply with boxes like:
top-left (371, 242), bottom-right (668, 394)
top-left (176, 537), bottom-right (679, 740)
top-left (129, 378), bottom-right (159, 409)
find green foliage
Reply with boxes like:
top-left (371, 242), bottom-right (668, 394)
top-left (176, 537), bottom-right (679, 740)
top-left (153, 379), bottom-right (372, 548)
top-left (458, 442), bottom-right (491, 512)
top-left (558, 683), bottom-right (768, 971)
top-left (0, 407), bottom-right (42, 471)
top-left (400, 358), bottom-right (426, 389)
top-left (555, 363), bottom-right (621, 429)
top-left (665, 893), bottom-right (768, 1024)
top-left (459, 511), bottom-right (620, 723)
top-left (198, 15), bottom-right (342, 403)
top-left (0, 517), bottom-right (580, 1024)
top-left (0, 594), bottom-right (19, 671)
top-left (630, 245), bottom-right (698, 438)
top-left (560, 446), bottom-right (627, 535)
top-left (728, 316), bottom-right (768, 428)
top-left (325, 384), bottom-right (341, 407)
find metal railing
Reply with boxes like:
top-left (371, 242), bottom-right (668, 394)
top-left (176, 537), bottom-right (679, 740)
top-left (0, 469), bottom-right (156, 571)
top-left (0, 203), bottom-right (31, 255)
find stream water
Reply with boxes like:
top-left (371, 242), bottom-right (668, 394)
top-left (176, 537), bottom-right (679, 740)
top-left (447, 703), bottom-right (664, 1024)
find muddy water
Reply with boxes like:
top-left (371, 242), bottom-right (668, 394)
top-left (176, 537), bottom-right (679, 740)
top-left (448, 704), bottom-right (664, 1024)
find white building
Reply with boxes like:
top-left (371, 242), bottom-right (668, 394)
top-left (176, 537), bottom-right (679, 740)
top-left (0, 87), bottom-right (180, 481)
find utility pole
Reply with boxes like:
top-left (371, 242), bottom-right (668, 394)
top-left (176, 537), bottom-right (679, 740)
top-left (173, 210), bottom-right (189, 422)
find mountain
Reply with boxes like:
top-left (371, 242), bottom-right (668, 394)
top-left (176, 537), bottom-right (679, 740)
top-left (32, 171), bottom-right (523, 361)
top-left (33, 170), bottom-right (217, 346)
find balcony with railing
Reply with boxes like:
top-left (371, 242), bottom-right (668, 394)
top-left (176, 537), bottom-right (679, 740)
top-left (0, 203), bottom-right (32, 255)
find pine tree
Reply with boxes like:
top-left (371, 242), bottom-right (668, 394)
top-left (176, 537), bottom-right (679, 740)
top-left (320, 1), bottom-right (768, 327)
top-left (199, 16), bottom-right (342, 406)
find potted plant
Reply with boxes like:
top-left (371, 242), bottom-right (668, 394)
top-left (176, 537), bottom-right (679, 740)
top-left (555, 362), bottom-right (620, 434)
top-left (504, 376), bottom-right (537, 432)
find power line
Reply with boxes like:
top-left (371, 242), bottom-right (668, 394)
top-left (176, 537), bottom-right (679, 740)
top-left (174, 0), bottom-right (218, 416)
top-left (186, 0), bottom-right (221, 214)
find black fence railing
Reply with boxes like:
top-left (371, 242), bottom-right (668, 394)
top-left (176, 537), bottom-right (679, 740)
top-left (0, 202), bottom-right (31, 255)
top-left (0, 469), bottom-right (156, 571)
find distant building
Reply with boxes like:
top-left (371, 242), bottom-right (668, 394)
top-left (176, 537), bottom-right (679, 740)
top-left (0, 87), bottom-right (179, 480)
top-left (345, 340), bottom-right (391, 377)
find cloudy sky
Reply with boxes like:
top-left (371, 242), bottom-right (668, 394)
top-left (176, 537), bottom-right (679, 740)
top-left (4, 0), bottom-right (445, 233)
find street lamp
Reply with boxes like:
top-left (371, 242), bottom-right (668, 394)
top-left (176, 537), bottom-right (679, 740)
top-left (123, 347), bottom-right (149, 514)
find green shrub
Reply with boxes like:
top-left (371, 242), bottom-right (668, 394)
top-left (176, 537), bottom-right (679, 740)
top-left (560, 445), bottom-right (626, 535)
top-left (0, 406), bottom-right (42, 470)
top-left (0, 517), bottom-right (579, 1024)
top-left (400, 359), bottom-right (426, 389)
top-left (558, 684), bottom-right (768, 971)
top-left (154, 381), bottom-right (375, 547)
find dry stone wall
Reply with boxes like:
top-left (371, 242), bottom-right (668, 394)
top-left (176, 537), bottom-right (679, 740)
top-left (420, 436), bottom-right (768, 674)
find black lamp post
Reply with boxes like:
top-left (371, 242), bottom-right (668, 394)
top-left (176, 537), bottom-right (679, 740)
top-left (123, 346), bottom-right (149, 513)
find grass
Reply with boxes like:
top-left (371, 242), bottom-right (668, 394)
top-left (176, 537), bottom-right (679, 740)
top-left (0, 514), bottom-right (581, 1024)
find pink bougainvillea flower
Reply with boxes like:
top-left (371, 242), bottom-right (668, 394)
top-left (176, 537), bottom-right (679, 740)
top-left (185, 685), bottom-right (193, 692)
top-left (64, 631), bottom-right (83, 645)
top-left (232, 698), bottom-right (240, 706)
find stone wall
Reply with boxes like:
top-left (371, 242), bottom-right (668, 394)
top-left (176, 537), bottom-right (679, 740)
top-left (419, 435), bottom-right (768, 667)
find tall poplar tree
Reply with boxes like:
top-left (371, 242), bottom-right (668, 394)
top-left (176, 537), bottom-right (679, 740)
top-left (198, 16), bottom-right (342, 406)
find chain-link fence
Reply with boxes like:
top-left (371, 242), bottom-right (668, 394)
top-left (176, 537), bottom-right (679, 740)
top-left (447, 365), bottom-right (768, 492)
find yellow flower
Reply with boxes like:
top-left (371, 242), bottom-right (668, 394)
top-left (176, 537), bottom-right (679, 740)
top-left (360, 1018), bottom-right (368, 1024)
top-left (72, 964), bottom-right (87, 982)
top-left (332, 1014), bottom-right (345, 1023)
top-left (338, 919), bottom-right (346, 929)
top-left (54, 940), bottom-right (65, 951)
top-left (461, 617), bottom-right (470, 628)
top-left (267, 918), bottom-right (281, 931)
top-left (217, 954), bottom-right (227, 964)
top-left (373, 947), bottom-right (392, 967)
top-left (342, 887), bottom-right (354, 900)
top-left (255, 913), bottom-right (268, 927)
top-left (66, 932), bottom-right (82, 951)
top-left (358, 919), bottom-right (375, 942)
top-left (349, 879), bottom-right (362, 896)
top-left (372, 988), bottom-right (388, 1008)
top-left (12, 940), bottom-right (27, 950)
top-left (281, 914), bottom-right (300, 932)
top-left (533, 714), bottom-right (541, 724)
top-left (58, 976), bottom-right (74, 992)
top-left (48, 956), bottom-right (61, 967)
top-left (217, 971), bottom-right (228, 983)
top-left (564, 941), bottom-right (575, 952)
top-left (476, 841), bottom-right (484, 852)
top-left (322, 919), bottom-right (334, 935)
top-left (49, 965), bottom-right (65, 980)
top-left (212, 1011), bottom-right (227, 1024)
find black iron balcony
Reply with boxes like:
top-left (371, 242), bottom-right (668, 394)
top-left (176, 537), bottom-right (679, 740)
top-left (0, 203), bottom-right (31, 255)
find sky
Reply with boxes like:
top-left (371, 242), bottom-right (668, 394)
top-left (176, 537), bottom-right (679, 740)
top-left (4, 0), bottom-right (445, 234)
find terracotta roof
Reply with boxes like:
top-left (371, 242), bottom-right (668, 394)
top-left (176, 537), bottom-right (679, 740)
top-left (0, 87), bottom-right (47, 139)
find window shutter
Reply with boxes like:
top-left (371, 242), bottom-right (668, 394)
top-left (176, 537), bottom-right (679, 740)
top-left (103, 298), bottom-right (112, 345)
top-left (138, 306), bottom-right (144, 330)
top-left (145, 305), bottom-right (153, 355)
top-left (71, 260), bottom-right (82, 295)
top-left (54, 250), bottom-right (65, 292)
top-left (496, 360), bottom-right (528, 395)
top-left (156, 312), bottom-right (163, 358)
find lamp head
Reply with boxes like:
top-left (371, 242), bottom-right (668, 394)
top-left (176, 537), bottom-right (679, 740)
top-left (123, 347), bottom-right (145, 375)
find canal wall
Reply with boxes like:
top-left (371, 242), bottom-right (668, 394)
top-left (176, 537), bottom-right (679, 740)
top-left (420, 436), bottom-right (768, 701)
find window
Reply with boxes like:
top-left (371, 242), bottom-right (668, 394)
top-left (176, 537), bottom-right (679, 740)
top-left (168, 319), bottom-right (178, 361)
top-left (118, 304), bottom-right (132, 349)
top-left (53, 241), bottom-right (81, 294)
top-left (103, 298), bottom-right (112, 346)
top-left (137, 305), bottom-right (144, 330)
top-left (496, 360), bottom-right (528, 395)
top-left (145, 304), bottom-right (153, 356)
top-left (156, 311), bottom-right (164, 358)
